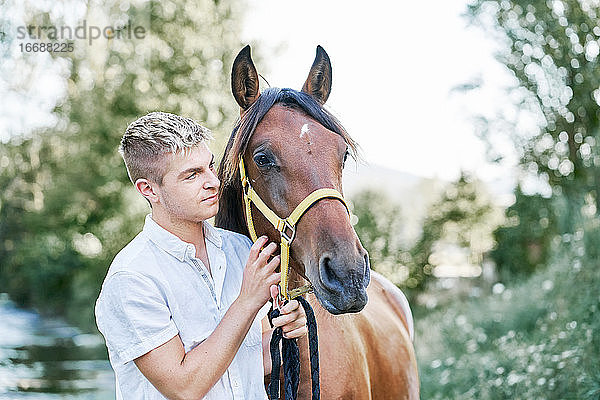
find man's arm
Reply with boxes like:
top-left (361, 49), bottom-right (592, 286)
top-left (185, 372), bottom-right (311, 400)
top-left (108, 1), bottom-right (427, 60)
top-left (134, 237), bottom-right (279, 400)
top-left (262, 317), bottom-right (275, 376)
top-left (135, 297), bottom-right (259, 400)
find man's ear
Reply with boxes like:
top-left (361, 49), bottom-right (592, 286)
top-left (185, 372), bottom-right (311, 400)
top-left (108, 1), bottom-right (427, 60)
top-left (135, 178), bottom-right (160, 206)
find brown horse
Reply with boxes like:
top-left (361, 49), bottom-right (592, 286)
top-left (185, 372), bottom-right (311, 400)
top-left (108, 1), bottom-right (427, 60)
top-left (216, 45), bottom-right (419, 399)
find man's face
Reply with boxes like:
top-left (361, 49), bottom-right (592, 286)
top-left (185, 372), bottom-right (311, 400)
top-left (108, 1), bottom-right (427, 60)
top-left (155, 142), bottom-right (220, 222)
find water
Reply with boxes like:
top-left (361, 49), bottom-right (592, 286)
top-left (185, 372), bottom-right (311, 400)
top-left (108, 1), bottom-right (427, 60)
top-left (0, 294), bottom-right (115, 399)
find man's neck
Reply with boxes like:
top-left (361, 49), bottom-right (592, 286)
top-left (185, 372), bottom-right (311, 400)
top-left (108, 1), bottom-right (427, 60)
top-left (151, 209), bottom-right (207, 258)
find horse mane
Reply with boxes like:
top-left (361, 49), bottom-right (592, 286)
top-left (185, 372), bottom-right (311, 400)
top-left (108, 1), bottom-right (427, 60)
top-left (215, 87), bottom-right (358, 236)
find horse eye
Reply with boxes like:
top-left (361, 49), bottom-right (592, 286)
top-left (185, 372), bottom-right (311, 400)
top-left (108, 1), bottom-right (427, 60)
top-left (343, 150), bottom-right (349, 166)
top-left (254, 154), bottom-right (272, 168)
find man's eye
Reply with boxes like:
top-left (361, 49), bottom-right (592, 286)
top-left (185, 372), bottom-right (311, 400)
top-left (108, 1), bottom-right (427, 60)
top-left (186, 172), bottom-right (197, 180)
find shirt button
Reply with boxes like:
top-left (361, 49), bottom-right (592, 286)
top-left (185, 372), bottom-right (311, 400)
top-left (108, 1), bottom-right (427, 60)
top-left (233, 380), bottom-right (239, 388)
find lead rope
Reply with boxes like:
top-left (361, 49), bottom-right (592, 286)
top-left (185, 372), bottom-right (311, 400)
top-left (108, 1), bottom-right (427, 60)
top-left (268, 296), bottom-right (320, 400)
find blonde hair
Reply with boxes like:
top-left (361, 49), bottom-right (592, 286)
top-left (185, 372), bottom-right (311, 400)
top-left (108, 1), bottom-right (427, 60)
top-left (119, 112), bottom-right (212, 184)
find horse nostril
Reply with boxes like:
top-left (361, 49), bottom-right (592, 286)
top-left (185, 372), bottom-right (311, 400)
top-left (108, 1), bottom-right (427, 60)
top-left (319, 255), bottom-right (340, 290)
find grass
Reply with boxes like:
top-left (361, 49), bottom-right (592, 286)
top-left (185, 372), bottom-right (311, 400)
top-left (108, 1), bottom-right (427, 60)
top-left (414, 227), bottom-right (600, 399)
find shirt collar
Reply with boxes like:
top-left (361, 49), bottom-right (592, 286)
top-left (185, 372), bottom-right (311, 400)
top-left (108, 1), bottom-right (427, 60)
top-left (202, 219), bottom-right (223, 249)
top-left (142, 214), bottom-right (222, 261)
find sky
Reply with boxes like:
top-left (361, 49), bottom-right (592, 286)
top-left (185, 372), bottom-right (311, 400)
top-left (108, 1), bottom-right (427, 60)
top-left (1, 0), bottom-right (526, 187)
top-left (241, 0), bottom-right (521, 183)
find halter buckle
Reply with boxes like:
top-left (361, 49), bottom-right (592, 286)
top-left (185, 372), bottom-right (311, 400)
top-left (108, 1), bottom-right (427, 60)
top-left (280, 220), bottom-right (296, 243)
top-left (287, 285), bottom-right (314, 299)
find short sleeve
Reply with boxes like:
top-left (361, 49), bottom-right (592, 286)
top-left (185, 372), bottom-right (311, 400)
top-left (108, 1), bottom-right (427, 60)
top-left (95, 272), bottom-right (178, 364)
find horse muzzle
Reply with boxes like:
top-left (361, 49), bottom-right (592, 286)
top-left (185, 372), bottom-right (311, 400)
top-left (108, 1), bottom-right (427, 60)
top-left (312, 251), bottom-right (371, 314)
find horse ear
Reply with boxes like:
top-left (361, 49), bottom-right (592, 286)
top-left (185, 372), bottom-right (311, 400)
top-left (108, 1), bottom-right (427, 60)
top-left (231, 45), bottom-right (260, 110)
top-left (301, 45), bottom-right (332, 104)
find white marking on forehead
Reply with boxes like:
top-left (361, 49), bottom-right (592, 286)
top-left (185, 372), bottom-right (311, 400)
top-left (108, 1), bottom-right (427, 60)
top-left (300, 123), bottom-right (310, 138)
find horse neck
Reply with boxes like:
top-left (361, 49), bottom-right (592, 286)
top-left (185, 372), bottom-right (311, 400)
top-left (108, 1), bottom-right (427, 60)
top-left (215, 177), bottom-right (249, 237)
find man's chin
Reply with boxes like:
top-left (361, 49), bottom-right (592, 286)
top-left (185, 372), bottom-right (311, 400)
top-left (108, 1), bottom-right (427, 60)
top-left (204, 203), bottom-right (219, 220)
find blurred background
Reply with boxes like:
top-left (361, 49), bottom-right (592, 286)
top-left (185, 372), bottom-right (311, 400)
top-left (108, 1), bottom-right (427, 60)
top-left (1, 0), bottom-right (599, 398)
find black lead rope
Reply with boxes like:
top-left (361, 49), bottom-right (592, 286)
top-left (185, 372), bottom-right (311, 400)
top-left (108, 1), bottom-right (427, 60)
top-left (268, 296), bottom-right (320, 400)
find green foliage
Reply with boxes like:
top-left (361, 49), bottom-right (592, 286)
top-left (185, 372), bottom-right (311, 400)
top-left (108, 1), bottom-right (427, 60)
top-left (351, 189), bottom-right (412, 286)
top-left (468, 0), bottom-right (600, 222)
top-left (409, 173), bottom-right (499, 293)
top-left (417, 2), bottom-right (600, 396)
top-left (491, 185), bottom-right (558, 280)
top-left (0, 0), bottom-right (245, 331)
top-left (352, 174), bottom-right (500, 300)
top-left (416, 219), bottom-right (600, 399)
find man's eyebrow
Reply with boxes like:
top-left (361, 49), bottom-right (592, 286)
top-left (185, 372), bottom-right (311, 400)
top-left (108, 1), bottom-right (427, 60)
top-left (177, 155), bottom-right (215, 178)
top-left (178, 167), bottom-right (203, 178)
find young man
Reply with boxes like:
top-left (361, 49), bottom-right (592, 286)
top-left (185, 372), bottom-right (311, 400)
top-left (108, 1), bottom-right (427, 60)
top-left (95, 112), bottom-right (307, 399)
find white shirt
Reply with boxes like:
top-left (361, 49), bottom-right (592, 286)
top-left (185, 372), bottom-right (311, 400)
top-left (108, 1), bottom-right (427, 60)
top-left (95, 214), bottom-right (269, 400)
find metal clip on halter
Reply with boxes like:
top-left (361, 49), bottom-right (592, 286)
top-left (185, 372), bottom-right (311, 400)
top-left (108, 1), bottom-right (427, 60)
top-left (281, 221), bottom-right (296, 243)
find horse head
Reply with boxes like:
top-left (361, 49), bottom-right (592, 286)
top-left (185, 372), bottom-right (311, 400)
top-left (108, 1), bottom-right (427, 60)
top-left (216, 45), bottom-right (370, 314)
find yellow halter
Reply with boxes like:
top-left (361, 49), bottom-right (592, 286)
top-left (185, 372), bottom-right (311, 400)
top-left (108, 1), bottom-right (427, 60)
top-left (239, 158), bottom-right (349, 300)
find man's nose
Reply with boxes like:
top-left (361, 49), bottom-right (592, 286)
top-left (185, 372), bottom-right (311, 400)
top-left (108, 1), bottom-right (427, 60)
top-left (205, 170), bottom-right (220, 190)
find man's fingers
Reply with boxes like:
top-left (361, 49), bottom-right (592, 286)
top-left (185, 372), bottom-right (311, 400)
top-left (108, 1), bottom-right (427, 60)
top-left (280, 299), bottom-right (299, 314)
top-left (267, 272), bottom-right (281, 287)
top-left (270, 285), bottom-right (279, 300)
top-left (248, 236), bottom-right (269, 261)
top-left (283, 325), bottom-right (308, 339)
top-left (282, 317), bottom-right (307, 333)
top-left (256, 242), bottom-right (278, 266)
top-left (265, 255), bottom-right (280, 272)
top-left (272, 311), bottom-right (305, 328)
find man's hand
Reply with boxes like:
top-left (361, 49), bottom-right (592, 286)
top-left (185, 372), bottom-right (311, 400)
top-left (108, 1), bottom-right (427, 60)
top-left (239, 236), bottom-right (281, 312)
top-left (270, 285), bottom-right (308, 339)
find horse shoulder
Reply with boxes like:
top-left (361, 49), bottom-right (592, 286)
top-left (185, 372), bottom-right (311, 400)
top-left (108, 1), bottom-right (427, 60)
top-left (306, 297), bottom-right (372, 399)
top-left (367, 270), bottom-right (414, 341)
top-left (303, 287), bottom-right (420, 399)
top-left (355, 272), bottom-right (420, 399)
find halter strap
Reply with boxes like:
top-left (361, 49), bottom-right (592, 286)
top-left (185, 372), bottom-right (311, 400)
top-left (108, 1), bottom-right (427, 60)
top-left (239, 158), bottom-right (349, 300)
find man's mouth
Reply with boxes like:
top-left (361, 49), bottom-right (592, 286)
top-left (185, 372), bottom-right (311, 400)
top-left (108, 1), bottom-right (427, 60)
top-left (202, 193), bottom-right (218, 203)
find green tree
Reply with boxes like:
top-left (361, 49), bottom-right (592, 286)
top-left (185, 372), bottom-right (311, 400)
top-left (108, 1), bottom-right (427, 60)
top-left (409, 173), bottom-right (500, 294)
top-left (352, 190), bottom-right (412, 287)
top-left (0, 0), bottom-right (245, 331)
top-left (468, 0), bottom-right (600, 225)
top-left (491, 185), bottom-right (558, 280)
top-left (352, 174), bottom-right (500, 300)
